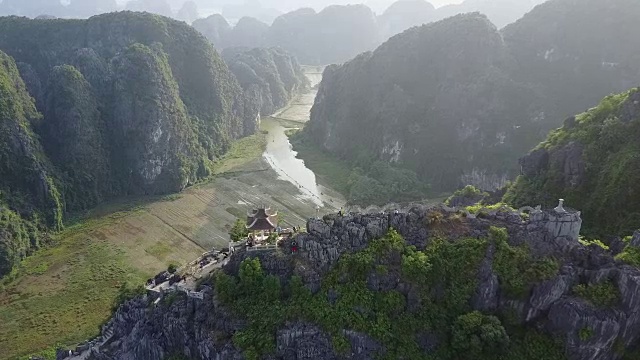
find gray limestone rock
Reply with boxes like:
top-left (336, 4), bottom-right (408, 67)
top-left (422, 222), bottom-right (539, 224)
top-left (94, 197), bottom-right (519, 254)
top-left (520, 147), bottom-right (549, 177)
top-left (80, 207), bottom-right (640, 360)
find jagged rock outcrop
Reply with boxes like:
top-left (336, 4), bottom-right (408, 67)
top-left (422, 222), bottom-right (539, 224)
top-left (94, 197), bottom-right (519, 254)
top-left (82, 205), bottom-right (640, 360)
top-left (504, 88), bottom-right (640, 236)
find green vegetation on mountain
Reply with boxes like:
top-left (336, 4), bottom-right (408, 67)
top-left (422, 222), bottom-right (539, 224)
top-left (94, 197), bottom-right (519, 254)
top-left (41, 65), bottom-right (110, 210)
top-left (572, 281), bottom-right (620, 308)
top-left (192, 14), bottom-right (231, 49)
top-left (0, 12), bottom-right (256, 277)
top-left (110, 43), bottom-right (206, 195)
top-left (307, 13), bottom-right (533, 193)
top-left (503, 89), bottom-right (640, 236)
top-left (291, 131), bottom-right (426, 205)
top-left (0, 50), bottom-right (61, 276)
top-left (223, 47), bottom-right (308, 124)
top-left (216, 228), bottom-right (564, 360)
top-left (305, 0), bottom-right (640, 197)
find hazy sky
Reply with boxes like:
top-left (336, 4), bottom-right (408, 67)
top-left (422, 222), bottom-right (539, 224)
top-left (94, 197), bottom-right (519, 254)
top-left (117, 0), bottom-right (467, 14)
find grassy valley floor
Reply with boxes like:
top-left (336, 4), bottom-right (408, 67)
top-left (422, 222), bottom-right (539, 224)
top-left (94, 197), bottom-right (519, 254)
top-left (0, 127), bottom-right (344, 359)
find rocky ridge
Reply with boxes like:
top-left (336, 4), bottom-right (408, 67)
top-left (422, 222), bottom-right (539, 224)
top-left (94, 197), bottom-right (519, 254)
top-left (504, 88), bottom-right (640, 237)
top-left (73, 204), bottom-right (640, 360)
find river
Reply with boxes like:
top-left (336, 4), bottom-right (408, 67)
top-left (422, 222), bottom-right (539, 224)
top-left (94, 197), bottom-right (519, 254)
top-left (261, 66), bottom-right (333, 208)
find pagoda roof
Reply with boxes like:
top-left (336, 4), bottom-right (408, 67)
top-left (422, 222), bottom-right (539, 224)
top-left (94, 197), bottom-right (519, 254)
top-left (246, 207), bottom-right (278, 231)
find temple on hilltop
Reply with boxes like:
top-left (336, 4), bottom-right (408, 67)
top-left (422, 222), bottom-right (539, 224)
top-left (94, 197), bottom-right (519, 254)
top-left (246, 207), bottom-right (278, 235)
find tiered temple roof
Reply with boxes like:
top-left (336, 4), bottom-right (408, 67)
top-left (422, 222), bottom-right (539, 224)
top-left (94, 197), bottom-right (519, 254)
top-left (246, 208), bottom-right (278, 231)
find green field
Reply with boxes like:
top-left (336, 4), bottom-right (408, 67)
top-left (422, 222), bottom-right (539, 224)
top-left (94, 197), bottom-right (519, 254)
top-left (0, 127), bottom-right (343, 359)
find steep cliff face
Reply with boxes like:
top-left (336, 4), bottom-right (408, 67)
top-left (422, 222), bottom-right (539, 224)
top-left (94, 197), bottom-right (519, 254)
top-left (0, 12), bottom-right (255, 276)
top-left (0, 12), bottom-right (250, 159)
top-left (308, 13), bottom-right (535, 192)
top-left (41, 65), bottom-right (110, 209)
top-left (502, 0), bottom-right (640, 134)
top-left (110, 43), bottom-right (205, 195)
top-left (83, 206), bottom-right (640, 360)
top-left (0, 51), bottom-right (58, 276)
top-left (223, 47), bottom-right (308, 124)
top-left (504, 89), bottom-right (640, 237)
top-left (0, 12), bottom-right (253, 197)
top-left (305, 0), bottom-right (640, 194)
top-left (0, 51), bottom-right (62, 227)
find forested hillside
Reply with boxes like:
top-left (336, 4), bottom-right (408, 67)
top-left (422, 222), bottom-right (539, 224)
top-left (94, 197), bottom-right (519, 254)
top-left (504, 89), bottom-right (640, 237)
top-left (307, 13), bottom-right (534, 192)
top-left (305, 0), bottom-right (640, 193)
top-left (0, 12), bottom-right (258, 277)
top-left (0, 51), bottom-right (58, 276)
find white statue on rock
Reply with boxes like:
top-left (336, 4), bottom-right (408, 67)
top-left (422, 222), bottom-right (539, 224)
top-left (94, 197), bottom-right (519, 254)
top-left (554, 199), bottom-right (566, 213)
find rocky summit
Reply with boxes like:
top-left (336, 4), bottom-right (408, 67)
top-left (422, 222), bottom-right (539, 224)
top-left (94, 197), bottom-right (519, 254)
top-left (70, 204), bottom-right (640, 360)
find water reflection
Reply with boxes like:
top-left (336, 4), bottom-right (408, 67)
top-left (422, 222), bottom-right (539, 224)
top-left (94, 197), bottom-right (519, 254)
top-left (262, 119), bottom-right (324, 206)
top-left (262, 67), bottom-right (326, 206)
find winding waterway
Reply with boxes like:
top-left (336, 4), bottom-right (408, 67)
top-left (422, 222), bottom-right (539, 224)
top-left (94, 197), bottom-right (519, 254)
top-left (262, 66), bottom-right (331, 207)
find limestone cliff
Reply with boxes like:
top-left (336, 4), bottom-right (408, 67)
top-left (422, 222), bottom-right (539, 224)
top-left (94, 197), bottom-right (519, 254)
top-left (307, 13), bottom-right (532, 192)
top-left (110, 44), bottom-right (205, 195)
top-left (75, 205), bottom-right (640, 360)
top-left (0, 51), bottom-right (58, 276)
top-left (306, 0), bottom-right (640, 194)
top-left (0, 12), bottom-right (255, 277)
top-left (223, 47), bottom-right (309, 127)
top-left (41, 65), bottom-right (111, 209)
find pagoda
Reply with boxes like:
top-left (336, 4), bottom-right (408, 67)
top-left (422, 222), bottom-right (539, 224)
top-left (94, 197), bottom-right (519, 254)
top-left (246, 207), bottom-right (278, 238)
